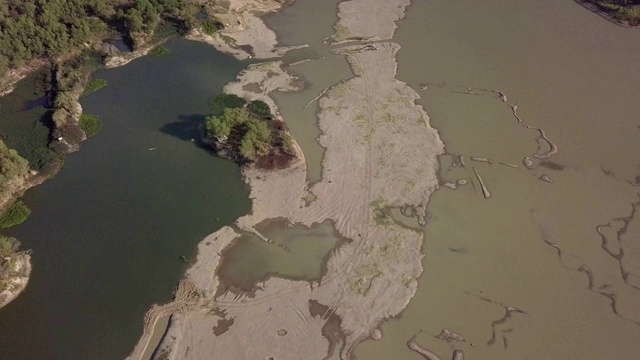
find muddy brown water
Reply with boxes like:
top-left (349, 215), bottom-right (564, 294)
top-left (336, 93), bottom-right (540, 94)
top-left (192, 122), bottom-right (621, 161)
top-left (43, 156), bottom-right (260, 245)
top-left (353, 1), bottom-right (640, 359)
top-left (262, 0), bottom-right (640, 359)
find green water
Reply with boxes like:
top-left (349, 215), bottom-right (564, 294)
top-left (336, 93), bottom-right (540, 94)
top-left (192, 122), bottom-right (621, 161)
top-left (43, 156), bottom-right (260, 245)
top-left (0, 39), bottom-right (250, 360)
top-left (0, 72), bottom-right (53, 170)
top-left (217, 220), bottom-right (344, 292)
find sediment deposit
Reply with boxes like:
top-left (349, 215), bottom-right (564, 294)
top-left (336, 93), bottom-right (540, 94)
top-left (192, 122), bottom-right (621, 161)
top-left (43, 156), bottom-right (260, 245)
top-left (187, 0), bottom-right (307, 60)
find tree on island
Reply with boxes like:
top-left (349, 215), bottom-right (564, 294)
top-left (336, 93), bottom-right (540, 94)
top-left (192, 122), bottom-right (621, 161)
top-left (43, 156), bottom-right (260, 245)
top-left (205, 107), bottom-right (271, 161)
top-left (247, 100), bottom-right (272, 119)
top-left (208, 93), bottom-right (246, 115)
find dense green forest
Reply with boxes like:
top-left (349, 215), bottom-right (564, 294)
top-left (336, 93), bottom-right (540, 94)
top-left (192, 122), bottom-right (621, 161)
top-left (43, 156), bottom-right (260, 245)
top-left (0, 0), bottom-right (201, 75)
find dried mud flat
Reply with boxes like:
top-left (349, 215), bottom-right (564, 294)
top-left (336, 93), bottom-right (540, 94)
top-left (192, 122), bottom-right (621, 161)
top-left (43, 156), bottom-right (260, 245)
top-left (128, 0), bottom-right (445, 359)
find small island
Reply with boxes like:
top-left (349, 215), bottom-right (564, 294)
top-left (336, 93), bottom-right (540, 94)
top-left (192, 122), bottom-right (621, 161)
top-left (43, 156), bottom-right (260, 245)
top-left (204, 94), bottom-right (297, 169)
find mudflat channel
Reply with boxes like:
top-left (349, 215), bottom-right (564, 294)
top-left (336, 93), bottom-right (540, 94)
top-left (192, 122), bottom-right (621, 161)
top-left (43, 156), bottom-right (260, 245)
top-left (355, 1), bottom-right (640, 359)
top-left (264, 0), bottom-right (353, 183)
top-left (0, 39), bottom-right (250, 360)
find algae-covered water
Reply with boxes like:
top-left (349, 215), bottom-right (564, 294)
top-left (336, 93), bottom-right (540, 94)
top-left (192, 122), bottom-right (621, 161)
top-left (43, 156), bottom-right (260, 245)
top-left (218, 220), bottom-right (344, 292)
top-left (0, 39), bottom-right (251, 360)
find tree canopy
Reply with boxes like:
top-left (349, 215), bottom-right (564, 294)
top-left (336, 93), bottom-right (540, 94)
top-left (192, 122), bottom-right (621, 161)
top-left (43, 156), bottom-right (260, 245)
top-left (0, 0), bottom-right (196, 71)
top-left (205, 107), bottom-right (272, 161)
top-left (0, 141), bottom-right (29, 198)
top-left (247, 100), bottom-right (272, 119)
top-left (208, 93), bottom-right (246, 115)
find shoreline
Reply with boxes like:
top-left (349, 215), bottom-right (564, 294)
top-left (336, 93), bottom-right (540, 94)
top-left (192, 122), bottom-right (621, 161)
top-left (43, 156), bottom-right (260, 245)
top-left (132, 0), bottom-right (446, 358)
top-left (185, 0), bottom-right (308, 60)
top-left (573, 0), bottom-right (640, 28)
top-left (0, 253), bottom-right (32, 310)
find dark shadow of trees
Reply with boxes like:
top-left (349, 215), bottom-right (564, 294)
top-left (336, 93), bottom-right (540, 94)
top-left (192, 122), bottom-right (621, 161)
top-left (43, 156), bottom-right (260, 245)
top-left (159, 114), bottom-right (211, 152)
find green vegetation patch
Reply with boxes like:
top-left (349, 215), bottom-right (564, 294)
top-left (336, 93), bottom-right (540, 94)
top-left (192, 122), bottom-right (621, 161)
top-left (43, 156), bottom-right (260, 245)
top-left (200, 18), bottom-right (224, 35)
top-left (0, 141), bottom-right (30, 198)
top-left (596, 1), bottom-right (640, 26)
top-left (82, 78), bottom-right (108, 97)
top-left (79, 114), bottom-right (102, 138)
top-left (0, 201), bottom-right (31, 228)
top-left (247, 100), bottom-right (272, 119)
top-left (281, 133), bottom-right (295, 155)
top-left (151, 45), bottom-right (171, 57)
top-left (0, 0), bottom-right (199, 77)
top-left (208, 94), bottom-right (246, 115)
top-left (0, 73), bottom-right (54, 171)
top-left (206, 108), bottom-right (271, 161)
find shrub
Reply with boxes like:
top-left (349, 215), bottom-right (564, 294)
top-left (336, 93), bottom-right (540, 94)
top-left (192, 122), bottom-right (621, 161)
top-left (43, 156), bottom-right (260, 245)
top-left (79, 114), bottom-right (102, 137)
top-left (151, 45), bottom-right (171, 57)
top-left (0, 141), bottom-right (30, 198)
top-left (282, 133), bottom-right (295, 155)
top-left (201, 18), bottom-right (224, 35)
top-left (206, 107), bottom-right (251, 138)
top-left (205, 107), bottom-right (272, 161)
top-left (208, 94), bottom-right (246, 115)
top-left (0, 201), bottom-right (31, 228)
top-left (82, 78), bottom-right (108, 97)
top-left (247, 100), bottom-right (272, 119)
